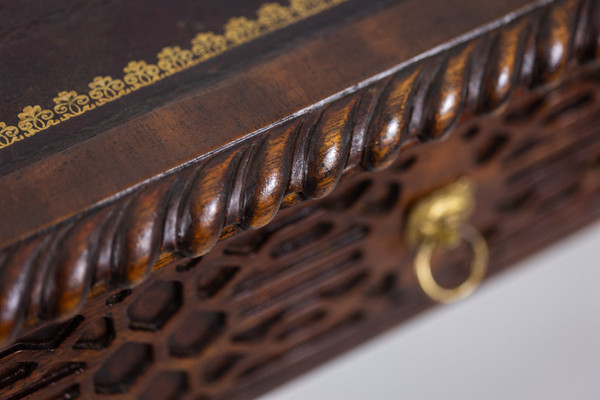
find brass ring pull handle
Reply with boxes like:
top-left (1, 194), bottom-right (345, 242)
top-left (405, 177), bottom-right (488, 304)
top-left (414, 225), bottom-right (488, 303)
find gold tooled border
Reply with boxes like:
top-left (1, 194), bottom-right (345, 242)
top-left (0, 0), bottom-right (347, 150)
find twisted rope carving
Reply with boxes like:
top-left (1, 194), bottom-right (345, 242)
top-left (0, 0), bottom-right (597, 348)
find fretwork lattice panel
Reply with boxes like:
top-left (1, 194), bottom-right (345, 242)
top-left (1, 64), bottom-right (600, 400)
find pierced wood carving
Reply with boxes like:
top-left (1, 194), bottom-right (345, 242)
top-left (2, 57), bottom-right (600, 398)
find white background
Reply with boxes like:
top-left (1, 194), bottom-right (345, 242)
top-left (262, 221), bottom-right (600, 400)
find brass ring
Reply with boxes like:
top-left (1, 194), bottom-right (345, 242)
top-left (414, 225), bottom-right (488, 303)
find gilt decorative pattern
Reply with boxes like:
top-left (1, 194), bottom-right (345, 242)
top-left (0, 0), bottom-right (597, 351)
top-left (0, 0), bottom-right (348, 150)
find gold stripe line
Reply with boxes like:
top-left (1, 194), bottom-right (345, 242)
top-left (0, 0), bottom-right (348, 150)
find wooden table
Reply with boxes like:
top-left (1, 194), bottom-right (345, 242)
top-left (1, 0), bottom-right (599, 398)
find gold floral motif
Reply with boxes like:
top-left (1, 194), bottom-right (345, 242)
top-left (291, 0), bottom-right (338, 15)
top-left (258, 3), bottom-right (296, 31)
top-left (53, 91), bottom-right (94, 121)
top-left (89, 76), bottom-right (128, 106)
top-left (191, 32), bottom-right (227, 60)
top-left (0, 122), bottom-right (22, 149)
top-left (18, 106), bottom-right (56, 136)
top-left (224, 17), bottom-right (261, 45)
top-left (158, 46), bottom-right (194, 74)
top-left (0, 0), bottom-right (347, 151)
top-left (124, 61), bottom-right (160, 89)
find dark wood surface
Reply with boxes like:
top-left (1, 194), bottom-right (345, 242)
top-left (1, 0), bottom-right (394, 172)
top-left (1, 0), bottom-right (600, 397)
top-left (0, 0), bottom-right (538, 244)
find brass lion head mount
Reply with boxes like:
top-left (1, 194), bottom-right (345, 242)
top-left (405, 177), bottom-right (475, 249)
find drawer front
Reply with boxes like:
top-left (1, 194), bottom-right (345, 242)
top-left (2, 62), bottom-right (600, 399)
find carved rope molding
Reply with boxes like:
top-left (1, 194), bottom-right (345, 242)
top-left (0, 0), bottom-right (597, 348)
